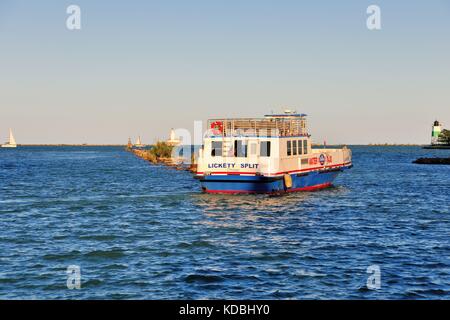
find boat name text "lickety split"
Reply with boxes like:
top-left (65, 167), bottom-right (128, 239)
top-left (207, 163), bottom-right (259, 169)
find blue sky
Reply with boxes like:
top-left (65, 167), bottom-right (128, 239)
top-left (1, 0), bottom-right (449, 144)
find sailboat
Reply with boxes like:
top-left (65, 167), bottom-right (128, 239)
top-left (1, 129), bottom-right (17, 148)
top-left (134, 136), bottom-right (144, 148)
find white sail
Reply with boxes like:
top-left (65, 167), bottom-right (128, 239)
top-left (1, 128), bottom-right (17, 147)
top-left (135, 136), bottom-right (142, 146)
top-left (9, 129), bottom-right (16, 145)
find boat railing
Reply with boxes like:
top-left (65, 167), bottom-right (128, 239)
top-left (206, 117), bottom-right (308, 138)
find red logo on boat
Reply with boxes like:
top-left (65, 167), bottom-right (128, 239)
top-left (210, 121), bottom-right (224, 135)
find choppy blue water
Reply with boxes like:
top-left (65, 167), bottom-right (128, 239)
top-left (0, 146), bottom-right (449, 299)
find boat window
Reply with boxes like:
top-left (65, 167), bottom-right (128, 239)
top-left (234, 140), bottom-right (248, 157)
top-left (211, 141), bottom-right (222, 157)
top-left (292, 140), bottom-right (297, 156)
top-left (260, 141), bottom-right (271, 157)
top-left (303, 140), bottom-right (308, 154)
top-left (298, 140), bottom-right (303, 155)
top-left (287, 141), bottom-right (292, 156)
top-left (249, 142), bottom-right (257, 156)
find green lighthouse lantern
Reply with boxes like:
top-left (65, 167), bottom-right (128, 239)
top-left (431, 120), bottom-right (442, 145)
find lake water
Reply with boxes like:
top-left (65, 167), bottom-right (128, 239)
top-left (0, 146), bottom-right (449, 299)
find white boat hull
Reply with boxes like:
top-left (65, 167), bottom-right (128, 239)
top-left (1, 144), bottom-right (17, 148)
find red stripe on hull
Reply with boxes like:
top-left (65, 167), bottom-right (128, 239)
top-left (286, 182), bottom-right (332, 192)
top-left (204, 189), bottom-right (259, 194)
top-left (196, 162), bottom-right (352, 176)
top-left (203, 182), bottom-right (332, 195)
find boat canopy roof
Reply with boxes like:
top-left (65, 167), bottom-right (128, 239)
top-left (264, 113), bottom-right (307, 118)
top-left (207, 114), bottom-right (308, 138)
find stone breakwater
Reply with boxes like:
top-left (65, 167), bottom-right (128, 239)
top-left (413, 157), bottom-right (450, 165)
top-left (129, 148), bottom-right (197, 172)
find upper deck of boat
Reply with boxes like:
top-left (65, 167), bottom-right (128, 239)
top-left (207, 113), bottom-right (309, 138)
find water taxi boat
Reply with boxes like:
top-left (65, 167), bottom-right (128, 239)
top-left (194, 111), bottom-right (352, 194)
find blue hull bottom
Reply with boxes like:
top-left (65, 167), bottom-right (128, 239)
top-left (198, 169), bottom-right (345, 194)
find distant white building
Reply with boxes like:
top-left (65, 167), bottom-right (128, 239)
top-left (166, 128), bottom-right (181, 146)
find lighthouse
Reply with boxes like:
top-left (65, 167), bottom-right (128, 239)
top-left (166, 128), bottom-right (181, 146)
top-left (431, 120), bottom-right (442, 145)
